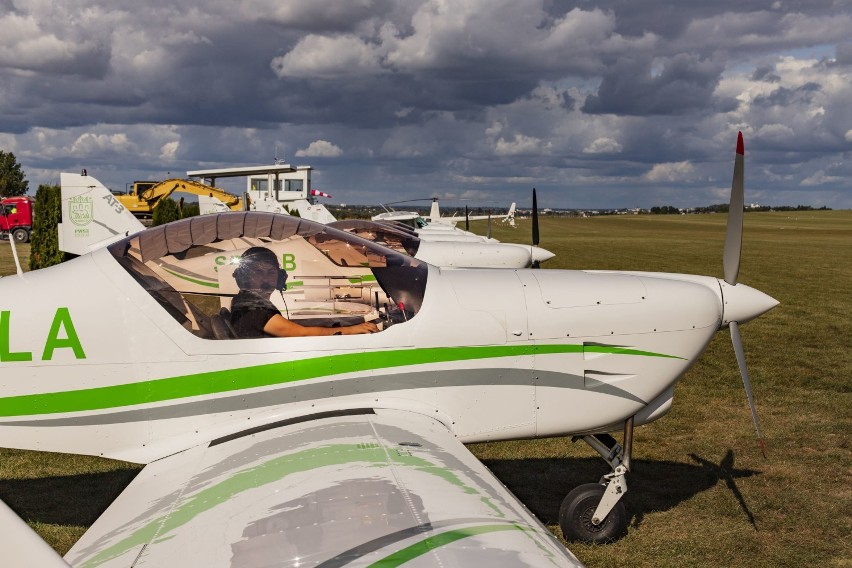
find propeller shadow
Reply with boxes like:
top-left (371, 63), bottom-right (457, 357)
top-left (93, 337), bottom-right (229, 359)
top-left (481, 450), bottom-right (760, 532)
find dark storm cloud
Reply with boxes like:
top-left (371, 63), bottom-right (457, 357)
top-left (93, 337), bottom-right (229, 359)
top-left (1, 0), bottom-right (851, 208)
top-left (582, 53), bottom-right (730, 115)
top-left (832, 42), bottom-right (852, 65)
top-left (751, 65), bottom-right (780, 82)
top-left (752, 82), bottom-right (821, 108)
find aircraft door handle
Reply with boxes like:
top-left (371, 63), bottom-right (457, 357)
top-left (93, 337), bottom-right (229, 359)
top-left (511, 329), bottom-right (523, 336)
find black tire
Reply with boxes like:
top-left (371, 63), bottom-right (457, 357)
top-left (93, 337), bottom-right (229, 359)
top-left (12, 228), bottom-right (29, 243)
top-left (559, 482), bottom-right (628, 544)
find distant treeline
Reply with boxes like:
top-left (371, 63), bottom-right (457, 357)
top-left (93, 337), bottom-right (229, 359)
top-left (649, 204), bottom-right (832, 214)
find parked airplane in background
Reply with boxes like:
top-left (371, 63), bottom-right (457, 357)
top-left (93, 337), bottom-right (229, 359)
top-left (503, 202), bottom-right (517, 227)
top-left (1, 133), bottom-right (775, 566)
top-left (372, 199), bottom-right (514, 231)
top-left (423, 198), bottom-right (516, 228)
top-left (59, 173), bottom-right (553, 269)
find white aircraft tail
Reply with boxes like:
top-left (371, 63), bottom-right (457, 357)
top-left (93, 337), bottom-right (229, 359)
top-left (289, 199), bottom-right (337, 224)
top-left (199, 193), bottom-right (287, 216)
top-left (250, 194), bottom-right (287, 215)
top-left (429, 200), bottom-right (441, 221)
top-left (58, 173), bottom-right (145, 255)
top-left (198, 194), bottom-right (232, 215)
top-left (502, 202), bottom-right (517, 227)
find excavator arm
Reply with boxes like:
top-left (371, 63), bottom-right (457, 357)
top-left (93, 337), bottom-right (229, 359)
top-left (118, 179), bottom-right (243, 217)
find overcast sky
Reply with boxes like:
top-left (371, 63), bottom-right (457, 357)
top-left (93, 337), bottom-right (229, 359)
top-left (2, 0), bottom-right (851, 209)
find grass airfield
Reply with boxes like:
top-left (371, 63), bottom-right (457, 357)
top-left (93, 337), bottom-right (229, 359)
top-left (1, 210), bottom-right (850, 566)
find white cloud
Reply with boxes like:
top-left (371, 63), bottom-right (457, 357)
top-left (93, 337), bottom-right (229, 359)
top-left (756, 123), bottom-right (795, 141)
top-left (271, 34), bottom-right (387, 78)
top-left (494, 134), bottom-right (551, 156)
top-left (271, 3), bottom-right (656, 79)
top-left (801, 170), bottom-right (843, 186)
top-left (485, 121), bottom-right (504, 137)
top-left (0, 133), bottom-right (16, 152)
top-left (296, 140), bottom-right (343, 158)
top-left (240, 0), bottom-right (388, 28)
top-left (459, 189), bottom-right (490, 200)
top-left (583, 137), bottom-right (623, 154)
top-left (160, 140), bottom-right (180, 161)
top-left (644, 161), bottom-right (696, 182)
top-left (70, 133), bottom-right (134, 156)
top-left (0, 13), bottom-right (98, 71)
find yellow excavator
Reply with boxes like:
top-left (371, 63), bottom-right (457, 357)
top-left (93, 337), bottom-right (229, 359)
top-left (117, 178), bottom-right (244, 218)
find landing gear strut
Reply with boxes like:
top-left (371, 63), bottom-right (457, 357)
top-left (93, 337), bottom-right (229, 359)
top-left (560, 416), bottom-right (633, 543)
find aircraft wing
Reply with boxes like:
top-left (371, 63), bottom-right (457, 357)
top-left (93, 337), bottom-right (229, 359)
top-left (65, 409), bottom-right (583, 567)
top-left (0, 499), bottom-right (70, 567)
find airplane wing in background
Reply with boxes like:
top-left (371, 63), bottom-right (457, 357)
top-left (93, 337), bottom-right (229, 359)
top-left (65, 409), bottom-right (583, 567)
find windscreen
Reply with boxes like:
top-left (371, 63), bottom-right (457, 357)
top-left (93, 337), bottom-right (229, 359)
top-left (107, 212), bottom-right (427, 339)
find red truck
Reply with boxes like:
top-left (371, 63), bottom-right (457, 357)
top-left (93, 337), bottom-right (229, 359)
top-left (0, 196), bottom-right (34, 243)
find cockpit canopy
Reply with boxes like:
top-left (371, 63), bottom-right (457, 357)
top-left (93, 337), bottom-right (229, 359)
top-left (107, 212), bottom-right (427, 339)
top-left (327, 220), bottom-right (421, 257)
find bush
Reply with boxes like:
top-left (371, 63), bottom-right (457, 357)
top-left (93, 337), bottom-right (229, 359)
top-left (180, 202), bottom-right (200, 219)
top-left (30, 184), bottom-right (71, 270)
top-left (152, 197), bottom-right (180, 226)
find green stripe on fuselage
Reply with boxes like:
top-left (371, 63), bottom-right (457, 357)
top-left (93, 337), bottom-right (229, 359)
top-left (0, 344), bottom-right (682, 417)
top-left (367, 524), bottom-right (535, 567)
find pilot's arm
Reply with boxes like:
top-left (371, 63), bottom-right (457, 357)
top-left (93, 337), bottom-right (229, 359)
top-left (263, 314), bottom-right (378, 337)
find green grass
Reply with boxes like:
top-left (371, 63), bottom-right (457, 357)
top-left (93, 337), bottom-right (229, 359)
top-left (2, 212), bottom-right (851, 566)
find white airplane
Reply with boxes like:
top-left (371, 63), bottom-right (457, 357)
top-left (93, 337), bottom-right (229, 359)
top-left (503, 202), bottom-right (517, 227)
top-left (0, 133), bottom-right (776, 567)
top-left (63, 173), bottom-right (553, 269)
top-left (422, 198), bottom-right (515, 228)
top-left (370, 204), bottom-right (549, 266)
top-left (56, 177), bottom-right (552, 326)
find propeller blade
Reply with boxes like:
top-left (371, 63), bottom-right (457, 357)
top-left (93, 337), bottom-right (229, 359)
top-left (465, 205), bottom-right (470, 231)
top-left (724, 132), bottom-right (745, 285)
top-left (532, 188), bottom-right (539, 245)
top-left (729, 321), bottom-right (767, 458)
top-left (487, 210), bottom-right (492, 239)
top-left (531, 188), bottom-right (540, 268)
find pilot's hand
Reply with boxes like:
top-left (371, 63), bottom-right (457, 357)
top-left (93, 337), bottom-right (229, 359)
top-left (344, 321), bottom-right (379, 335)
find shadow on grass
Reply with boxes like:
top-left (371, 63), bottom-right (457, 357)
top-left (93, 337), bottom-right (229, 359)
top-left (1, 451), bottom-right (760, 537)
top-left (482, 449), bottom-right (761, 532)
top-left (0, 468), bottom-right (140, 526)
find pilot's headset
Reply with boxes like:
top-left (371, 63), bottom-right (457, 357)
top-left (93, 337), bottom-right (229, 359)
top-left (233, 247), bottom-right (288, 292)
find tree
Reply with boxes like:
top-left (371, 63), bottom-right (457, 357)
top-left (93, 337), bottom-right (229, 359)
top-left (180, 202), bottom-right (200, 219)
top-left (30, 184), bottom-right (71, 270)
top-left (152, 197), bottom-right (180, 226)
top-left (0, 150), bottom-right (29, 197)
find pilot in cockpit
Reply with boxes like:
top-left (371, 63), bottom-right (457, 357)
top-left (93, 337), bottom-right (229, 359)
top-left (230, 246), bottom-right (378, 338)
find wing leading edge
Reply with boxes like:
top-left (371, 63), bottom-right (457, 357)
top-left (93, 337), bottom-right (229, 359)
top-left (65, 409), bottom-right (583, 567)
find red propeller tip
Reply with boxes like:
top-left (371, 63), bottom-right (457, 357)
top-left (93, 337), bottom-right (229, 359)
top-left (758, 438), bottom-right (767, 460)
top-left (736, 131), bottom-right (744, 155)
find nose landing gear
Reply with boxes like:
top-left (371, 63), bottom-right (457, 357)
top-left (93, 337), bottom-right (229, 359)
top-left (560, 416), bottom-right (633, 543)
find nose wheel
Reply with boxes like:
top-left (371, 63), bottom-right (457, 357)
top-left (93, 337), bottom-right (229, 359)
top-left (560, 417), bottom-right (633, 543)
top-left (560, 483), bottom-right (627, 543)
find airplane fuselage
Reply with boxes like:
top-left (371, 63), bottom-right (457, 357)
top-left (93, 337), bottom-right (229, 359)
top-left (0, 247), bottom-right (735, 465)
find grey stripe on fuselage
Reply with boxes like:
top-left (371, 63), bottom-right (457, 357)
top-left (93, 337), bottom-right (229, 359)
top-left (0, 368), bottom-right (645, 427)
